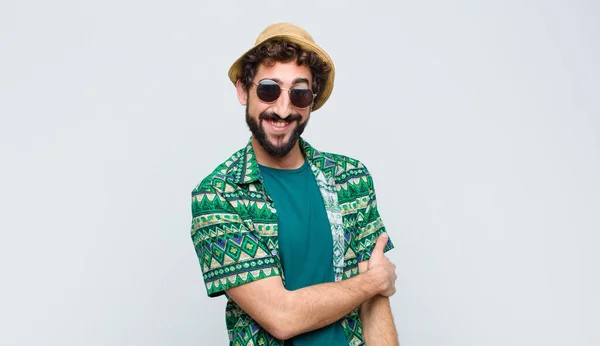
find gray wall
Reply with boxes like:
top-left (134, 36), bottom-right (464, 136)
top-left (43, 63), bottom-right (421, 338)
top-left (1, 1), bottom-right (598, 345)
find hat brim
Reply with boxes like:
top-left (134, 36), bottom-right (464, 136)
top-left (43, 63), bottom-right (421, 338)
top-left (228, 35), bottom-right (335, 112)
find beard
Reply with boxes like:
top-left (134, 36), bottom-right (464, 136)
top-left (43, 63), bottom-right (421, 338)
top-left (245, 105), bottom-right (309, 158)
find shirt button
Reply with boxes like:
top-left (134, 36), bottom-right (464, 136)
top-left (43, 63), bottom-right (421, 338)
top-left (271, 249), bottom-right (278, 256)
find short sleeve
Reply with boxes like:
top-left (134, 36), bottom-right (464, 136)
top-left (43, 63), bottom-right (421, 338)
top-left (190, 186), bottom-right (281, 297)
top-left (354, 170), bottom-right (394, 263)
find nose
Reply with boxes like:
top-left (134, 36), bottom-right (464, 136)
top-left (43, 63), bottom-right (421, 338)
top-left (271, 89), bottom-right (293, 118)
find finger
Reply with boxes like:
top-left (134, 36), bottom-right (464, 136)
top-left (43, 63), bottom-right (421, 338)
top-left (373, 232), bottom-right (389, 254)
top-left (385, 287), bottom-right (396, 297)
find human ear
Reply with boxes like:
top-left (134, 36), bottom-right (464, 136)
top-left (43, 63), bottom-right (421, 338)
top-left (236, 80), bottom-right (248, 106)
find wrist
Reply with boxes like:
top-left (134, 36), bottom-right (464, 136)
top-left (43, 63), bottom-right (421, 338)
top-left (363, 269), bottom-right (384, 295)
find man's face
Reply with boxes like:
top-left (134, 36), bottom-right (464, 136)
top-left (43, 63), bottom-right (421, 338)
top-left (238, 61), bottom-right (313, 158)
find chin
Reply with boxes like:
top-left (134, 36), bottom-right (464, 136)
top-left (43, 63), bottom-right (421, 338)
top-left (267, 137), bottom-right (292, 149)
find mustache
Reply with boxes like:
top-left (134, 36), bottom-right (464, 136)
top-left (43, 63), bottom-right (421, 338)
top-left (259, 112), bottom-right (302, 123)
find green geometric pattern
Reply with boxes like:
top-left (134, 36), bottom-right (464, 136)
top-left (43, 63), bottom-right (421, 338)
top-left (190, 137), bottom-right (394, 345)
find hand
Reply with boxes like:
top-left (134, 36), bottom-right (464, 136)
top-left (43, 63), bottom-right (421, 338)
top-left (367, 233), bottom-right (397, 297)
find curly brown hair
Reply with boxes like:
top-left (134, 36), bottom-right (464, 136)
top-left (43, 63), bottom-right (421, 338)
top-left (239, 39), bottom-right (331, 106)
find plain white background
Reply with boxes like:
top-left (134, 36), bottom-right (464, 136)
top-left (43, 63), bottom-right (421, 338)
top-left (1, 1), bottom-right (599, 345)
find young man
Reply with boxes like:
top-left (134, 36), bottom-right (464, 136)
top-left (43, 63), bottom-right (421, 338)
top-left (190, 23), bottom-right (399, 345)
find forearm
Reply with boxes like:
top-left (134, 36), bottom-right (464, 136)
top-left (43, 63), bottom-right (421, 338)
top-left (357, 259), bottom-right (399, 345)
top-left (227, 271), bottom-right (384, 340)
top-left (360, 295), bottom-right (399, 345)
top-left (280, 271), bottom-right (382, 339)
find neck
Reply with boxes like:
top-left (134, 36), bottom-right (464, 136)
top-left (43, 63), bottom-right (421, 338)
top-left (252, 137), bottom-right (305, 170)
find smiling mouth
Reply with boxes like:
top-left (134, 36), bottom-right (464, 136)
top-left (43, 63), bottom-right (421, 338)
top-left (267, 120), bottom-right (291, 128)
top-left (263, 118), bottom-right (300, 132)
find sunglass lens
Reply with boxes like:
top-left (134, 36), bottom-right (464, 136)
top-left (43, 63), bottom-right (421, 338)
top-left (256, 80), bottom-right (281, 103)
top-left (290, 88), bottom-right (314, 108)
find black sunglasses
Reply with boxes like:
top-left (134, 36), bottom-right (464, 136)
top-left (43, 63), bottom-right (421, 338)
top-left (252, 79), bottom-right (316, 109)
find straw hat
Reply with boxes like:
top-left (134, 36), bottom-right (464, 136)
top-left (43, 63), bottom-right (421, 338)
top-left (227, 22), bottom-right (335, 111)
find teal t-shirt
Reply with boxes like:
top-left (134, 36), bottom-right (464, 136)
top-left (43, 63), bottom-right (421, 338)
top-left (259, 159), bottom-right (348, 346)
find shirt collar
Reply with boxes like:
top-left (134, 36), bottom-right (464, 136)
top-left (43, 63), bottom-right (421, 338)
top-left (229, 137), bottom-right (336, 185)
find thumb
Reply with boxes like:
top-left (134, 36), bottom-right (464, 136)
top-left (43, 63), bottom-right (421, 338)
top-left (373, 232), bottom-right (388, 255)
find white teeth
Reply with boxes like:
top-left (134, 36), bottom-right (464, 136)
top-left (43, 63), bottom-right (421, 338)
top-left (270, 121), bottom-right (287, 128)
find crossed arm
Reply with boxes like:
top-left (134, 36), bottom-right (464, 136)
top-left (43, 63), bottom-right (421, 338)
top-left (359, 261), bottom-right (399, 345)
top-left (226, 233), bottom-right (399, 343)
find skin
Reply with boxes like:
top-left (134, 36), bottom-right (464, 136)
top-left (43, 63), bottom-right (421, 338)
top-left (229, 61), bottom-right (399, 343)
top-left (360, 261), bottom-right (400, 345)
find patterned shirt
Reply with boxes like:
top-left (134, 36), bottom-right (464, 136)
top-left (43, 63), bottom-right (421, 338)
top-left (190, 137), bottom-right (394, 346)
